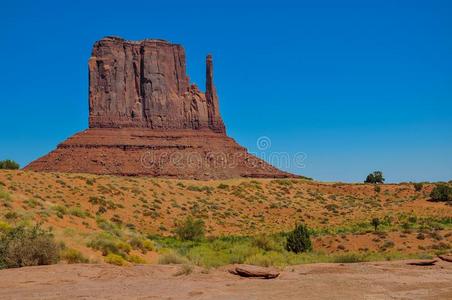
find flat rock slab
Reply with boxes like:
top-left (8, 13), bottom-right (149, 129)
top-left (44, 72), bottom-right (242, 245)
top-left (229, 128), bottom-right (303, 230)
top-left (438, 255), bottom-right (452, 263)
top-left (228, 264), bottom-right (280, 279)
top-left (407, 259), bottom-right (437, 266)
top-left (1, 261), bottom-right (452, 299)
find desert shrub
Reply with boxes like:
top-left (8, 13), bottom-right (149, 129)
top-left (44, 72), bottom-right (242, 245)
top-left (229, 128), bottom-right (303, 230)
top-left (96, 206), bottom-right (107, 215)
top-left (61, 248), bottom-right (89, 264)
top-left (187, 245), bottom-right (229, 268)
top-left (407, 215), bottom-right (417, 224)
top-left (158, 250), bottom-right (189, 264)
top-left (380, 240), bottom-right (395, 251)
top-left (127, 254), bottom-right (146, 264)
top-left (52, 205), bottom-right (67, 218)
top-left (227, 244), bottom-right (259, 264)
top-left (0, 224), bottom-right (59, 269)
top-left (86, 178), bottom-right (95, 185)
top-left (0, 221), bottom-right (11, 232)
top-left (24, 198), bottom-right (42, 208)
top-left (116, 241), bottom-right (132, 254)
top-left (371, 218), bottom-right (380, 231)
top-left (0, 189), bottom-right (11, 202)
top-left (217, 183), bottom-right (229, 190)
top-left (0, 160), bottom-right (19, 170)
top-left (87, 232), bottom-right (129, 257)
top-left (110, 214), bottom-right (122, 225)
top-left (174, 216), bottom-right (205, 241)
top-left (333, 253), bottom-right (367, 263)
top-left (272, 179), bottom-right (293, 186)
top-left (285, 223), bottom-right (312, 253)
top-left (129, 236), bottom-right (155, 253)
top-left (244, 253), bottom-right (273, 267)
top-left (364, 171), bottom-right (385, 184)
top-left (105, 253), bottom-right (127, 266)
top-left (413, 183), bottom-right (423, 192)
top-left (176, 182), bottom-right (186, 188)
top-left (174, 263), bottom-right (193, 276)
top-left (143, 239), bottom-right (155, 251)
top-left (430, 184), bottom-right (452, 202)
top-left (252, 234), bottom-right (282, 252)
top-left (4, 211), bottom-right (18, 220)
top-left (416, 232), bottom-right (425, 240)
top-left (374, 185), bottom-right (381, 193)
top-left (244, 251), bottom-right (287, 267)
top-left (69, 207), bottom-right (89, 218)
top-left (87, 233), bottom-right (119, 256)
top-left (96, 218), bottom-right (123, 236)
top-left (187, 185), bottom-right (212, 193)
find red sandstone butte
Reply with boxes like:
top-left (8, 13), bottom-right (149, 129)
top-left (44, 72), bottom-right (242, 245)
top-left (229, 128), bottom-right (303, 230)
top-left (25, 36), bottom-right (295, 179)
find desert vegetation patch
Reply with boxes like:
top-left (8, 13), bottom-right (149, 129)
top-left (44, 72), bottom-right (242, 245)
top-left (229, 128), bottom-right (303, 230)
top-left (0, 170), bottom-right (451, 268)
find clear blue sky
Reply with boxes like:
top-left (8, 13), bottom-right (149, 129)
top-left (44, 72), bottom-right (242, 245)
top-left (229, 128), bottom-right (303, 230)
top-left (1, 0), bottom-right (451, 183)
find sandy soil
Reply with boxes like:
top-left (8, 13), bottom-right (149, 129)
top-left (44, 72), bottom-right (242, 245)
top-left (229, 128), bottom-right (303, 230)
top-left (0, 260), bottom-right (451, 300)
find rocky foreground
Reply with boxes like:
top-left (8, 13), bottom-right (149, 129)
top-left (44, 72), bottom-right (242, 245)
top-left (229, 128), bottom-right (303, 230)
top-left (0, 260), bottom-right (451, 299)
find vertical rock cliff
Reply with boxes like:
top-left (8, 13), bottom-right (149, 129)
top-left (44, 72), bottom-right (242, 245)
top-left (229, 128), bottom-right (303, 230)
top-left (88, 37), bottom-right (225, 133)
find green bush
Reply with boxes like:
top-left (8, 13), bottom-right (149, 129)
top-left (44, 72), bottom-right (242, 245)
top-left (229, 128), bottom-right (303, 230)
top-left (371, 218), bottom-right (380, 231)
top-left (61, 248), bottom-right (89, 264)
top-left (86, 178), bottom-right (95, 186)
top-left (285, 223), bottom-right (312, 253)
top-left (333, 253), bottom-right (367, 263)
top-left (187, 185), bottom-right (212, 193)
top-left (52, 205), bottom-right (67, 219)
top-left (227, 244), bottom-right (259, 264)
top-left (0, 224), bottom-right (60, 269)
top-left (186, 245), bottom-right (229, 268)
top-left (4, 212), bottom-right (18, 220)
top-left (244, 251), bottom-right (287, 267)
top-left (158, 250), bottom-right (189, 264)
top-left (430, 184), bottom-right (452, 202)
top-left (413, 183), bottom-right (423, 192)
top-left (217, 183), bottom-right (230, 190)
top-left (174, 216), bottom-right (205, 241)
top-left (128, 254), bottom-right (146, 264)
top-left (105, 253), bottom-right (127, 266)
top-left (0, 160), bottom-right (19, 170)
top-left (0, 189), bottom-right (11, 202)
top-left (364, 171), bottom-right (385, 184)
top-left (174, 263), bottom-right (194, 276)
top-left (69, 207), bottom-right (89, 218)
top-left (129, 236), bottom-right (155, 253)
top-left (252, 234), bottom-right (282, 252)
top-left (87, 232), bottom-right (128, 257)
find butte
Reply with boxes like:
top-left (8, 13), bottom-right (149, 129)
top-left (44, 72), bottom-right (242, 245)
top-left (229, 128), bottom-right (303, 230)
top-left (25, 36), bottom-right (295, 179)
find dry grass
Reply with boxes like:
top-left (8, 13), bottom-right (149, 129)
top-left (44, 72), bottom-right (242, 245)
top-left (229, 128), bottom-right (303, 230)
top-left (0, 170), bottom-right (451, 265)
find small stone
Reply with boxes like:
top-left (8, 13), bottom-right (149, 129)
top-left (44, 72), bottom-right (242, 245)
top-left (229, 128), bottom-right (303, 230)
top-left (407, 260), bottom-right (437, 266)
top-left (228, 264), bottom-right (280, 279)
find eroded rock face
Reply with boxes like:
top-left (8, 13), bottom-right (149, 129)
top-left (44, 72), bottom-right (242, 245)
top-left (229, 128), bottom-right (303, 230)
top-left (25, 37), bottom-right (295, 179)
top-left (88, 36), bottom-right (225, 133)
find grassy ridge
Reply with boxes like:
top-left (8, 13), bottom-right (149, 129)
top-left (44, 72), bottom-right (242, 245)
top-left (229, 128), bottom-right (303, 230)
top-left (0, 170), bottom-right (451, 267)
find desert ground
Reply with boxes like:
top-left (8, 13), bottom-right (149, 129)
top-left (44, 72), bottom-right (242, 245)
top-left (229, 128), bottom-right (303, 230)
top-left (0, 260), bottom-right (451, 300)
top-left (1, 169), bottom-right (451, 299)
